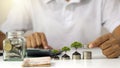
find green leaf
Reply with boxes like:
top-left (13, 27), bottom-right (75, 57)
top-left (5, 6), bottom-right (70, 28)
top-left (62, 46), bottom-right (70, 52)
top-left (51, 49), bottom-right (59, 54)
top-left (71, 41), bottom-right (83, 49)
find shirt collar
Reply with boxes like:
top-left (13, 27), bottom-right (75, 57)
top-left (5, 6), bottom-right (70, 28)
top-left (43, 0), bottom-right (81, 4)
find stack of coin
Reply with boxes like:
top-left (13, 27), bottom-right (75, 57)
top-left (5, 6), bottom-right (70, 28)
top-left (72, 51), bottom-right (81, 60)
top-left (61, 54), bottom-right (70, 60)
top-left (83, 51), bottom-right (92, 59)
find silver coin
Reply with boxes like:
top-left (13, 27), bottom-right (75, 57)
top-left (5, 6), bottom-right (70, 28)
top-left (83, 51), bottom-right (92, 59)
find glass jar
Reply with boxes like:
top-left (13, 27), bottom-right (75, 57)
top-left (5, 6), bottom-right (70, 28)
top-left (3, 31), bottom-right (26, 61)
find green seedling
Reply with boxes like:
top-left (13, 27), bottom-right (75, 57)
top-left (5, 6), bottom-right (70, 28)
top-left (71, 41), bottom-right (82, 60)
top-left (71, 41), bottom-right (83, 51)
top-left (51, 49), bottom-right (59, 60)
top-left (51, 49), bottom-right (59, 55)
top-left (61, 46), bottom-right (71, 60)
top-left (62, 46), bottom-right (70, 54)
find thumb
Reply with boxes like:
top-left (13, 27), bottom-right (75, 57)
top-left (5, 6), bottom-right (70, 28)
top-left (89, 33), bottom-right (112, 48)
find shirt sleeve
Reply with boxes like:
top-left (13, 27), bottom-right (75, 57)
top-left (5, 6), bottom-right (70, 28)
top-left (0, 0), bottom-right (32, 33)
top-left (102, 0), bottom-right (120, 33)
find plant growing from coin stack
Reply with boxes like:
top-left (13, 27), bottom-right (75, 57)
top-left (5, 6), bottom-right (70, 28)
top-left (51, 49), bottom-right (59, 60)
top-left (71, 41), bottom-right (83, 60)
top-left (61, 46), bottom-right (71, 60)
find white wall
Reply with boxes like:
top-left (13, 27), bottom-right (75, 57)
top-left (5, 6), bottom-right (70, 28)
top-left (0, 0), bottom-right (13, 25)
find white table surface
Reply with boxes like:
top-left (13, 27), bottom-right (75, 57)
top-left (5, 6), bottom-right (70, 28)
top-left (0, 48), bottom-right (120, 68)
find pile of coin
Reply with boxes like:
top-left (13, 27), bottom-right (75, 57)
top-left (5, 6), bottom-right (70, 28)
top-left (72, 51), bottom-right (92, 60)
top-left (83, 51), bottom-right (92, 59)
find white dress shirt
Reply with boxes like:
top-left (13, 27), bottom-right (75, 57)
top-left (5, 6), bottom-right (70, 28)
top-left (1, 0), bottom-right (120, 49)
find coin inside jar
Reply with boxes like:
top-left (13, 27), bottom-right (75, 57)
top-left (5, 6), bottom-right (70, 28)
top-left (4, 39), bottom-right (12, 52)
top-left (3, 31), bottom-right (26, 61)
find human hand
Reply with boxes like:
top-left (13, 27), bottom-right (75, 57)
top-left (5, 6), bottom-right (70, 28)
top-left (89, 33), bottom-right (120, 58)
top-left (0, 31), bottom-right (6, 50)
top-left (26, 32), bottom-right (52, 49)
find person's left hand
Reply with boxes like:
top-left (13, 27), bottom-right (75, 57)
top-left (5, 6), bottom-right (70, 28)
top-left (0, 31), bottom-right (6, 50)
top-left (89, 33), bottom-right (120, 58)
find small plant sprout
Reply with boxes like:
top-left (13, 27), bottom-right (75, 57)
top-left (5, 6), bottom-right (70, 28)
top-left (51, 49), bottom-right (59, 55)
top-left (62, 46), bottom-right (71, 54)
top-left (51, 49), bottom-right (59, 60)
top-left (61, 46), bottom-right (71, 60)
top-left (71, 41), bottom-right (83, 60)
top-left (71, 41), bottom-right (83, 51)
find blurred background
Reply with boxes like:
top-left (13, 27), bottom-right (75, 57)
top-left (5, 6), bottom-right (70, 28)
top-left (0, 0), bottom-right (108, 33)
top-left (0, 0), bottom-right (13, 25)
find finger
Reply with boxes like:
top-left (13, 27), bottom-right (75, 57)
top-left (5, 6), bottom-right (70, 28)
top-left (48, 45), bottom-right (53, 49)
top-left (26, 37), bottom-right (31, 48)
top-left (102, 44), bottom-right (119, 56)
top-left (30, 34), bottom-right (37, 48)
top-left (100, 43), bottom-right (111, 50)
top-left (37, 32), bottom-right (43, 48)
top-left (100, 40), bottom-right (112, 50)
top-left (33, 32), bottom-right (42, 47)
top-left (89, 33), bottom-right (112, 48)
top-left (40, 32), bottom-right (49, 49)
top-left (107, 47), bottom-right (120, 58)
top-left (100, 39), bottom-right (118, 50)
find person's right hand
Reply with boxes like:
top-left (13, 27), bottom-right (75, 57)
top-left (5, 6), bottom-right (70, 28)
top-left (26, 32), bottom-right (52, 49)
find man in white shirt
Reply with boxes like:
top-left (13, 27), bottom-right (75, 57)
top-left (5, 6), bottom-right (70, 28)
top-left (1, 0), bottom-right (120, 58)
